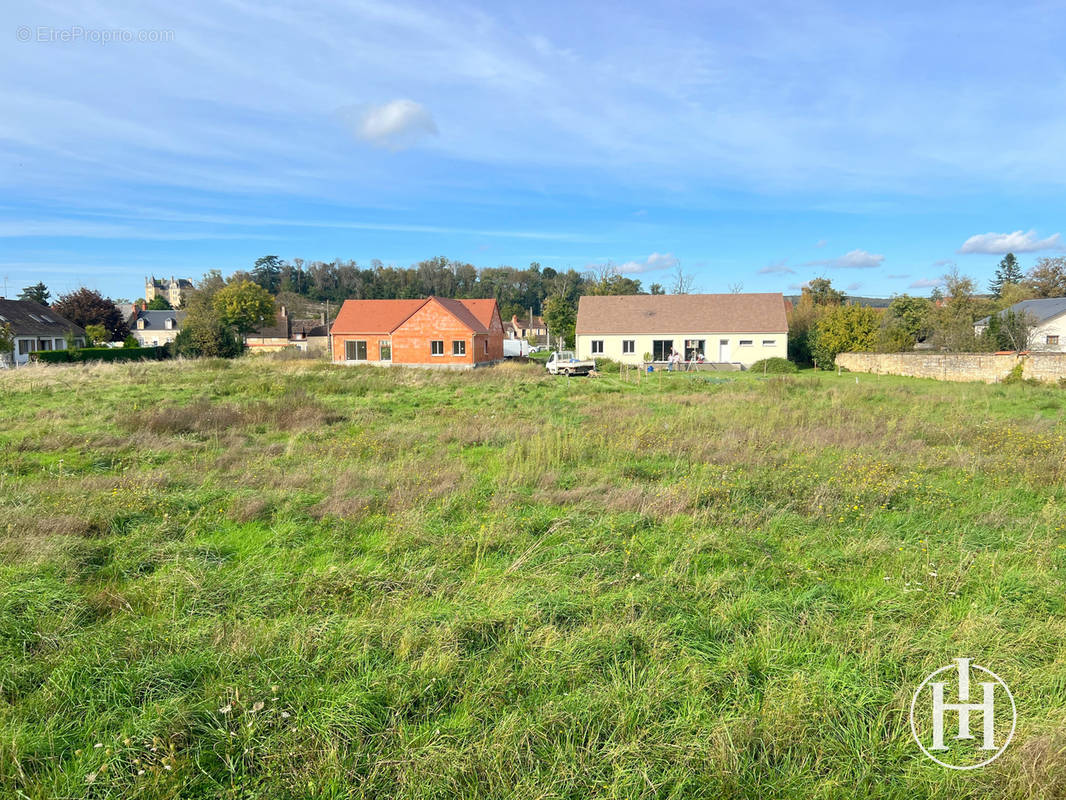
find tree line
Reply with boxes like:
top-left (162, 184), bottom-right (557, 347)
top-left (789, 255), bottom-right (1066, 368)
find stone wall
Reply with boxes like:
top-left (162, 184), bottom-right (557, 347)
top-left (835, 352), bottom-right (1066, 384)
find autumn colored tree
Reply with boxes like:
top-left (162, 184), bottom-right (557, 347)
top-left (810, 303), bottom-right (882, 368)
top-left (1023, 257), bottom-right (1066, 298)
top-left (212, 280), bottom-right (276, 335)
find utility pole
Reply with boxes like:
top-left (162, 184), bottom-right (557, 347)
top-left (1, 275), bottom-right (8, 299)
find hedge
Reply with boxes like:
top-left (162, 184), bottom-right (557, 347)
top-left (34, 346), bottom-right (170, 364)
top-left (747, 357), bottom-right (799, 374)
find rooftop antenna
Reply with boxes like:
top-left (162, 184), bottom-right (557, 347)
top-left (1, 275), bottom-right (8, 299)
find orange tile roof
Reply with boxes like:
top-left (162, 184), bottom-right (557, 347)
top-left (330, 297), bottom-right (499, 335)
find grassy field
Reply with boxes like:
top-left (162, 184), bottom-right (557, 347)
top-left (2, 357), bottom-right (1065, 799)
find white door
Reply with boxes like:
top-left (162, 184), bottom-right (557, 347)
top-left (718, 339), bottom-right (729, 362)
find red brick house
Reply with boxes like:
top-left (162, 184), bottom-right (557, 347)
top-left (330, 297), bottom-right (504, 368)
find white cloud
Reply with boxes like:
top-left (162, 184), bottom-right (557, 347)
top-left (803, 249), bottom-right (885, 269)
top-left (909, 278), bottom-right (941, 289)
top-left (886, 273), bottom-right (910, 279)
top-left (958, 229), bottom-right (1062, 254)
top-left (616, 252), bottom-right (679, 274)
top-left (344, 99), bottom-right (438, 150)
top-left (758, 259), bottom-right (794, 275)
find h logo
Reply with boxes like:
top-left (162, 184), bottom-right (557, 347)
top-left (911, 658), bottom-right (1016, 770)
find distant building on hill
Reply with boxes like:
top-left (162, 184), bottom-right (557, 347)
top-left (145, 276), bottom-right (193, 307)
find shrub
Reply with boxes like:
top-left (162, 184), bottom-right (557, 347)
top-left (748, 357), bottom-right (798, 374)
top-left (34, 346), bottom-right (169, 364)
top-left (593, 357), bottom-right (621, 374)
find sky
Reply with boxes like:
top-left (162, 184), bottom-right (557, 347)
top-left (2, 0), bottom-right (1065, 301)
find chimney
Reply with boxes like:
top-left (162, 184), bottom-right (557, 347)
top-left (320, 310), bottom-right (326, 325)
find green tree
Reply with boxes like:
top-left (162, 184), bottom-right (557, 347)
top-left (786, 278), bottom-right (845, 364)
top-left (1023, 256), bottom-right (1066, 298)
top-left (988, 253), bottom-right (1023, 297)
top-left (51, 288), bottom-right (129, 342)
top-left (212, 280), bottom-right (276, 335)
top-left (252, 255), bottom-right (284, 293)
top-left (147, 296), bottom-right (173, 310)
top-left (810, 304), bottom-right (881, 368)
top-left (172, 316), bottom-right (243, 358)
top-left (543, 295), bottom-right (576, 349)
top-left (84, 324), bottom-right (109, 346)
top-left (927, 268), bottom-right (988, 352)
top-left (878, 294), bottom-right (933, 351)
top-left (0, 322), bottom-right (14, 364)
top-left (649, 283), bottom-right (665, 295)
top-left (18, 282), bottom-right (50, 305)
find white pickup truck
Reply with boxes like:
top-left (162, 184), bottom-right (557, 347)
top-left (545, 350), bottom-right (596, 376)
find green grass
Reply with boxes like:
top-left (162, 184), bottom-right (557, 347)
top-left (2, 358), bottom-right (1065, 799)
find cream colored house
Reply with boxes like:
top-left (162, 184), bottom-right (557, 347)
top-left (145, 276), bottom-right (193, 307)
top-left (575, 293), bottom-right (788, 367)
top-left (129, 309), bottom-right (186, 347)
top-left (974, 297), bottom-right (1066, 351)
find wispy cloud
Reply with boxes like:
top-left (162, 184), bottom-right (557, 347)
top-left (758, 259), bottom-right (794, 274)
top-left (341, 99), bottom-right (438, 150)
top-left (958, 230), bottom-right (1062, 254)
top-left (886, 273), bottom-right (910, 279)
top-left (616, 252), bottom-right (679, 274)
top-left (909, 278), bottom-right (941, 289)
top-left (846, 282), bottom-right (862, 291)
top-left (803, 249), bottom-right (885, 269)
top-left (815, 239), bottom-right (827, 248)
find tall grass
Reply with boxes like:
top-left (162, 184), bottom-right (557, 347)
top-left (1, 360), bottom-right (1065, 798)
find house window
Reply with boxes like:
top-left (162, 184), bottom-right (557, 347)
top-left (762, 339), bottom-right (775, 347)
top-left (137, 319), bottom-right (146, 329)
top-left (165, 318), bottom-right (174, 330)
top-left (345, 340), bottom-right (367, 361)
top-left (739, 339), bottom-right (753, 346)
top-left (431, 340), bottom-right (444, 356)
top-left (53, 338), bottom-right (65, 350)
top-left (484, 339), bottom-right (489, 355)
top-left (652, 340), bottom-right (674, 361)
top-left (379, 340), bottom-right (392, 360)
top-left (452, 340), bottom-right (466, 356)
top-left (622, 340), bottom-right (635, 354)
top-left (684, 339), bottom-right (705, 361)
top-left (1047, 335), bottom-right (1060, 346)
top-left (18, 339), bottom-right (30, 355)
top-left (591, 340), bottom-right (604, 354)
top-left (38, 339), bottom-right (52, 351)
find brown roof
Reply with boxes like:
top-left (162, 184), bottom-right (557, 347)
top-left (331, 297), bottom-right (499, 336)
top-left (576, 293), bottom-right (788, 335)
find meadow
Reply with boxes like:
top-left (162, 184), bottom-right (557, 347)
top-left (1, 357), bottom-right (1065, 799)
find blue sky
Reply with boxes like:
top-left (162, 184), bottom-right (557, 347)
top-left (3, 0), bottom-right (1065, 300)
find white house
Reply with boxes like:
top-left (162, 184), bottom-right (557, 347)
top-left (974, 298), bottom-right (1066, 351)
top-left (0, 298), bottom-right (86, 366)
top-left (129, 308), bottom-right (186, 347)
top-left (575, 293), bottom-right (788, 367)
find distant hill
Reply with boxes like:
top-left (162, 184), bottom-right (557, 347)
top-left (785, 294), bottom-right (893, 308)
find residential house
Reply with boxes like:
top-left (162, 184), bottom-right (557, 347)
top-left (0, 298), bottom-right (86, 366)
top-left (129, 308), bottom-right (186, 347)
top-left (330, 297), bottom-right (503, 368)
top-left (505, 312), bottom-right (547, 342)
top-left (974, 297), bottom-right (1066, 351)
top-left (145, 276), bottom-right (193, 307)
top-left (244, 306), bottom-right (293, 352)
top-left (574, 293), bottom-right (788, 367)
top-left (290, 313), bottom-right (330, 352)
